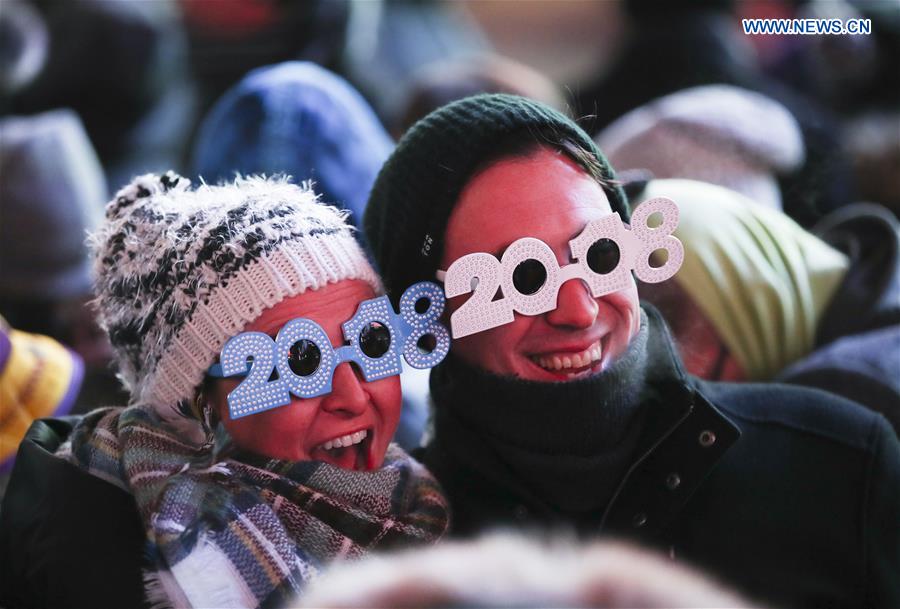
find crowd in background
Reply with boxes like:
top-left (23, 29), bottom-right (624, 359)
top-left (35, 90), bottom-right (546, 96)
top-left (0, 0), bottom-right (898, 607)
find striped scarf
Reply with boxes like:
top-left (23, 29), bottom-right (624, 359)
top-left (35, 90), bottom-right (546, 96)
top-left (60, 406), bottom-right (449, 609)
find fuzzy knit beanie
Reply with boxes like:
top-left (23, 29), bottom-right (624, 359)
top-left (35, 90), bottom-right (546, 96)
top-left (364, 93), bottom-right (628, 305)
top-left (90, 172), bottom-right (380, 441)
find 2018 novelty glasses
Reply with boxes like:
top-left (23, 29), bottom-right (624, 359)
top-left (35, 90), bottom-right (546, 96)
top-left (436, 197), bottom-right (684, 338)
top-left (208, 281), bottom-right (449, 419)
top-left (210, 197), bottom-right (683, 418)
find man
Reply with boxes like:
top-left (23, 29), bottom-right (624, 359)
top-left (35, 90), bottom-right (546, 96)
top-left (364, 94), bottom-right (900, 608)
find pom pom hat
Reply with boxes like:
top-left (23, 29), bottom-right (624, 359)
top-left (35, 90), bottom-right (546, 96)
top-left (90, 172), bottom-right (380, 440)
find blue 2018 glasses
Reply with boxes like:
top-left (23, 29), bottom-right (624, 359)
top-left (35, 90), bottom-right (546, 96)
top-left (208, 282), bottom-right (449, 419)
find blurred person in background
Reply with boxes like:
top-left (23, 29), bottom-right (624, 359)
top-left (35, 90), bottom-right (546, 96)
top-left (745, 0), bottom-right (900, 215)
top-left (844, 111), bottom-right (900, 217)
top-left (0, 316), bottom-right (84, 500)
top-left (364, 93), bottom-right (900, 608)
top-left (191, 61), bottom-right (392, 236)
top-left (0, 0), bottom-right (47, 109)
top-left (297, 532), bottom-right (760, 609)
top-left (573, 0), bottom-right (854, 228)
top-left (180, 0), bottom-right (350, 122)
top-left (4, 0), bottom-right (191, 187)
top-left (393, 53), bottom-right (565, 139)
top-left (596, 85), bottom-right (804, 212)
top-left (0, 173), bottom-right (449, 608)
top-left (752, 0), bottom-right (898, 120)
top-left (339, 0), bottom-right (491, 127)
top-left (638, 179), bottom-right (900, 432)
top-left (0, 109), bottom-right (127, 414)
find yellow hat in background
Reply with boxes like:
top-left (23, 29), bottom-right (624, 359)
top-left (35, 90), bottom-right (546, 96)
top-left (0, 317), bottom-right (84, 470)
top-left (642, 180), bottom-right (850, 380)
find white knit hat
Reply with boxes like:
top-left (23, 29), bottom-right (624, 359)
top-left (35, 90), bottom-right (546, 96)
top-left (596, 85), bottom-right (805, 211)
top-left (90, 172), bottom-right (380, 440)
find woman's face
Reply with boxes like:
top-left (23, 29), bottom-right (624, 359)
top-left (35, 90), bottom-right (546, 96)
top-left (208, 279), bottom-right (402, 470)
top-left (440, 148), bottom-right (641, 381)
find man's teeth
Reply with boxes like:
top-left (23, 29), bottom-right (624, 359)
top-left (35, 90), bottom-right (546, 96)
top-left (321, 430), bottom-right (368, 451)
top-left (533, 343), bottom-right (602, 372)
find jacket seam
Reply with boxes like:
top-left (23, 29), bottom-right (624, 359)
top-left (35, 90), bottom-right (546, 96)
top-left (712, 402), bottom-right (881, 452)
top-left (860, 414), bottom-right (882, 607)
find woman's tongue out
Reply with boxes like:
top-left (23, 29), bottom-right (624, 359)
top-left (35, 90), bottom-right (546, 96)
top-left (315, 429), bottom-right (370, 470)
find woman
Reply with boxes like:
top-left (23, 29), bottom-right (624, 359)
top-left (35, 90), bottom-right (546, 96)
top-left (190, 61), bottom-right (433, 451)
top-left (638, 178), bottom-right (900, 432)
top-left (0, 173), bottom-right (448, 609)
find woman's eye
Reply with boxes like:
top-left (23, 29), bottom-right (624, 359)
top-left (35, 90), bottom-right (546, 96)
top-left (586, 238), bottom-right (621, 275)
top-left (288, 339), bottom-right (321, 376)
top-left (359, 321), bottom-right (391, 359)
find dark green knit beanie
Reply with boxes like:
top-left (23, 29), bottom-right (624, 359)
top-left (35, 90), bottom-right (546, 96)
top-left (364, 93), bottom-right (629, 304)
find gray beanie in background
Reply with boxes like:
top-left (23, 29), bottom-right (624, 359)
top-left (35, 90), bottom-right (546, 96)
top-left (596, 85), bottom-right (805, 211)
top-left (0, 109), bottom-right (107, 300)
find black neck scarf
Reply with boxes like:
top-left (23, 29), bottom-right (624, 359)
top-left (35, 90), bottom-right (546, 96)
top-left (428, 313), bottom-right (651, 517)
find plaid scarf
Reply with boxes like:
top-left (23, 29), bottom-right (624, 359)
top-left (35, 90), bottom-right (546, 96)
top-left (60, 406), bottom-right (449, 609)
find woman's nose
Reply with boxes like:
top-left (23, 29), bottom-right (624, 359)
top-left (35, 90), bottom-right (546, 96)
top-left (319, 363), bottom-right (369, 417)
top-left (545, 279), bottom-right (599, 329)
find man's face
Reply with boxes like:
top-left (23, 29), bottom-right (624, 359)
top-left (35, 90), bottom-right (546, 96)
top-left (440, 147), bottom-right (641, 380)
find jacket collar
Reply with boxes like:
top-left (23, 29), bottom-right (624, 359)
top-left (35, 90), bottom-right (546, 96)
top-left (423, 304), bottom-right (742, 537)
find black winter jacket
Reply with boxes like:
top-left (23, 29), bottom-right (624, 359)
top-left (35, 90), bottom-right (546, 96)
top-left (0, 417), bottom-right (148, 609)
top-left (778, 203), bottom-right (900, 432)
top-left (420, 308), bottom-right (900, 609)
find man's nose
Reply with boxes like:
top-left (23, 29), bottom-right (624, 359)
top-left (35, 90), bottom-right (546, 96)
top-left (319, 363), bottom-right (368, 417)
top-left (545, 279), bottom-right (599, 329)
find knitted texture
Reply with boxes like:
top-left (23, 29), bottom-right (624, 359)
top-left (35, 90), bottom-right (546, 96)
top-left (90, 172), bottom-right (380, 440)
top-left (0, 324), bottom-right (83, 469)
top-left (61, 406), bottom-right (449, 608)
top-left (364, 93), bottom-right (628, 305)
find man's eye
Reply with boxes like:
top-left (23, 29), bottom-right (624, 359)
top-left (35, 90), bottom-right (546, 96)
top-left (586, 238), bottom-right (621, 274)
